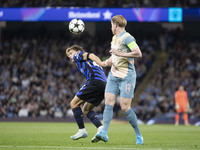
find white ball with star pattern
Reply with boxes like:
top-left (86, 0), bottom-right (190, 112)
top-left (69, 19), bottom-right (85, 34)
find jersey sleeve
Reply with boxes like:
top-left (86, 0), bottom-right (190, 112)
top-left (73, 51), bottom-right (84, 62)
top-left (125, 36), bottom-right (138, 50)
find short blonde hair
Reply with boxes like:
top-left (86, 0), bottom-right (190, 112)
top-left (66, 45), bottom-right (85, 53)
top-left (111, 15), bottom-right (127, 28)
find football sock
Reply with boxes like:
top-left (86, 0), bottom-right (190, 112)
top-left (125, 108), bottom-right (141, 136)
top-left (72, 107), bottom-right (85, 129)
top-left (175, 113), bottom-right (179, 123)
top-left (87, 111), bottom-right (102, 128)
top-left (79, 128), bottom-right (86, 132)
top-left (102, 104), bottom-right (113, 133)
top-left (183, 113), bottom-right (188, 123)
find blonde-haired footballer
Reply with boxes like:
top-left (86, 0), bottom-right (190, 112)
top-left (91, 15), bottom-right (144, 145)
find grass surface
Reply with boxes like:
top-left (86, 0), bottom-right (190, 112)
top-left (0, 121), bottom-right (199, 150)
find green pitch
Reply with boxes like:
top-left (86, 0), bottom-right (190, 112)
top-left (0, 121), bottom-right (199, 150)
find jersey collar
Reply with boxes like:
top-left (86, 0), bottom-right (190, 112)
top-left (116, 30), bottom-right (126, 37)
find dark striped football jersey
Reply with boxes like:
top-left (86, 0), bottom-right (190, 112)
top-left (73, 51), bottom-right (107, 82)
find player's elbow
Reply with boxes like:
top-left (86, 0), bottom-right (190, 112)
top-left (137, 51), bottom-right (142, 58)
top-left (139, 52), bottom-right (142, 57)
top-left (133, 47), bottom-right (142, 58)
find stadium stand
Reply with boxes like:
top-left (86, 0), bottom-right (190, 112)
top-left (0, 1), bottom-right (200, 124)
top-left (136, 28), bottom-right (200, 123)
top-left (0, 26), bottom-right (155, 119)
top-left (0, 24), bottom-right (199, 124)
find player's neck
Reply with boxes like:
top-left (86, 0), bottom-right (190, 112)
top-left (115, 28), bottom-right (125, 36)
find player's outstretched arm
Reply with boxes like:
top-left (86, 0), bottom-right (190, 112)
top-left (83, 52), bottom-right (111, 67)
top-left (110, 46), bottom-right (142, 58)
top-left (89, 53), bottom-right (104, 66)
top-left (90, 54), bottom-right (112, 67)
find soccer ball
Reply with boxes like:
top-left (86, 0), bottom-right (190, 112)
top-left (69, 19), bottom-right (85, 34)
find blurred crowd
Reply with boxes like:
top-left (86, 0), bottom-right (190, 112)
top-left (0, 0), bottom-right (200, 8)
top-left (1, 24), bottom-right (199, 123)
top-left (135, 28), bottom-right (200, 122)
top-left (0, 29), bottom-right (155, 119)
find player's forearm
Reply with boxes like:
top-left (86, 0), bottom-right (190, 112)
top-left (88, 53), bottom-right (107, 67)
top-left (126, 46), bottom-right (142, 58)
top-left (88, 53), bottom-right (112, 67)
top-left (89, 53), bottom-right (102, 65)
top-left (120, 50), bottom-right (142, 58)
top-left (110, 47), bottom-right (142, 58)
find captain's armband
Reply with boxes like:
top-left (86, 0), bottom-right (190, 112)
top-left (128, 41), bottom-right (138, 50)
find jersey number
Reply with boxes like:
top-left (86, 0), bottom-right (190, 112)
top-left (112, 39), bottom-right (121, 48)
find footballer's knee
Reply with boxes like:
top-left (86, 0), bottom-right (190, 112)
top-left (105, 93), bottom-right (116, 106)
top-left (70, 100), bottom-right (76, 109)
top-left (120, 98), bottom-right (132, 112)
top-left (70, 99), bottom-right (82, 109)
top-left (120, 103), bottom-right (130, 112)
top-left (82, 107), bottom-right (89, 115)
top-left (82, 103), bottom-right (94, 115)
top-left (121, 107), bottom-right (130, 112)
top-left (105, 97), bottom-right (115, 106)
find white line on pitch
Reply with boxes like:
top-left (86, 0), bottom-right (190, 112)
top-left (0, 146), bottom-right (184, 150)
top-left (16, 146), bottom-right (158, 150)
top-left (0, 146), bottom-right (13, 148)
top-left (0, 145), bottom-right (163, 150)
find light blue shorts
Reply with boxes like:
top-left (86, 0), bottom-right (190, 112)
top-left (105, 71), bottom-right (136, 98)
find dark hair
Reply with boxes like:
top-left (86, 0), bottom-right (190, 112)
top-left (66, 45), bottom-right (85, 53)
